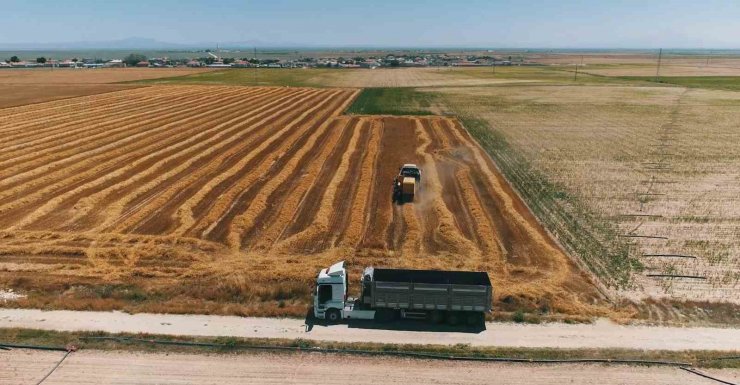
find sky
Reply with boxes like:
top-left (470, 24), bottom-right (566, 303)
top-left (3, 0), bottom-right (740, 48)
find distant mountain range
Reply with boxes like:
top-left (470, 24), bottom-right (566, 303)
top-left (0, 37), bottom-right (306, 51)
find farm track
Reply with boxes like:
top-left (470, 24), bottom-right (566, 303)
top-left (0, 85), bottom-right (604, 317)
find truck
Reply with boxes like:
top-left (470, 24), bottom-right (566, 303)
top-left (313, 261), bottom-right (492, 325)
top-left (393, 164), bottom-right (421, 203)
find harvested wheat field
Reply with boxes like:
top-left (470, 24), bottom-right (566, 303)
top-left (310, 67), bottom-right (536, 87)
top-left (0, 84), bottom-right (142, 108)
top-left (0, 67), bottom-right (213, 84)
top-left (0, 84), bottom-right (603, 317)
top-left (431, 85), bottom-right (740, 313)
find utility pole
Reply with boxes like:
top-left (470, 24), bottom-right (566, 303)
top-left (573, 55), bottom-right (583, 81)
top-left (253, 47), bottom-right (258, 85)
top-left (655, 48), bottom-right (663, 82)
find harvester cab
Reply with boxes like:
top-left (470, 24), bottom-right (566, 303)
top-left (393, 164), bottom-right (421, 203)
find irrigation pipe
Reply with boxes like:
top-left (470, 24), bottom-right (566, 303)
top-left (680, 367), bottom-right (738, 385)
top-left (0, 343), bottom-right (69, 352)
top-left (35, 350), bottom-right (72, 385)
top-left (79, 336), bottom-right (692, 367)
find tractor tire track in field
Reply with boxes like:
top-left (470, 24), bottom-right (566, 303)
top-left (0, 86), bottom-right (606, 318)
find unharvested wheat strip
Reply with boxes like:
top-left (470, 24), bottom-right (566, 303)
top-left (0, 86), bottom-right (198, 138)
top-left (0, 87), bottom-right (252, 175)
top-left (190, 90), bottom-right (351, 239)
top-left (103, 89), bottom-right (326, 233)
top-left (414, 118), bottom-right (478, 256)
top-left (0, 87), bottom-right (226, 156)
top-left (276, 117), bottom-right (364, 249)
top-left (170, 90), bottom-right (334, 236)
top-left (401, 203), bottom-right (422, 257)
top-left (0, 85), bottom-right (158, 120)
top-left (0, 89), bottom-right (267, 217)
top-left (226, 93), bottom-right (356, 251)
top-left (0, 87), bottom-right (257, 191)
top-left (247, 117), bottom-right (350, 250)
top-left (13, 89), bottom-right (307, 231)
top-left (339, 119), bottom-right (381, 248)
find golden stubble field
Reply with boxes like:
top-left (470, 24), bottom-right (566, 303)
top-left (307, 67), bottom-right (536, 87)
top-left (431, 84), bottom-right (740, 311)
top-left (0, 68), bottom-right (214, 108)
top-left (0, 85), bottom-right (604, 318)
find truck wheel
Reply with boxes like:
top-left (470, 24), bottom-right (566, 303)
top-left (466, 312), bottom-right (483, 326)
top-left (325, 309), bottom-right (341, 324)
top-left (375, 309), bottom-right (397, 323)
top-left (446, 312), bottom-right (460, 326)
top-left (428, 310), bottom-right (444, 324)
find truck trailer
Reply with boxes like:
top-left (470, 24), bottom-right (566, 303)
top-left (314, 261), bottom-right (492, 325)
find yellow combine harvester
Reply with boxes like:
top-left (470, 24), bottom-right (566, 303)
top-left (393, 164), bottom-right (421, 203)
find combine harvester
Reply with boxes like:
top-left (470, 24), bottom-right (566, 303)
top-left (393, 163), bottom-right (421, 203)
top-left (313, 261), bottom-right (492, 325)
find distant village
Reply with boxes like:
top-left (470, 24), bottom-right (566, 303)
top-left (0, 51), bottom-right (516, 69)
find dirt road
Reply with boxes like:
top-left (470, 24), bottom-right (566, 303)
top-left (2, 309), bottom-right (739, 351)
top-left (3, 349), bottom-right (738, 385)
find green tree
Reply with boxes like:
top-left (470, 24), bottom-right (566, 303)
top-left (71, 58), bottom-right (79, 63)
top-left (9, 55), bottom-right (20, 63)
top-left (123, 53), bottom-right (147, 67)
top-left (36, 57), bottom-right (47, 64)
top-left (223, 58), bottom-right (235, 64)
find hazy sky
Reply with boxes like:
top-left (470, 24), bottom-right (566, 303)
top-left (4, 0), bottom-right (740, 48)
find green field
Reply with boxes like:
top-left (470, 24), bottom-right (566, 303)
top-left (345, 88), bottom-right (437, 115)
top-left (623, 76), bottom-right (740, 92)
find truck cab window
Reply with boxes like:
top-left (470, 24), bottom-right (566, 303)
top-left (318, 284), bottom-right (332, 304)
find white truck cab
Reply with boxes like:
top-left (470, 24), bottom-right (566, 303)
top-left (313, 261), bottom-right (375, 322)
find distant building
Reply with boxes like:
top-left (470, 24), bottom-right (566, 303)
top-left (104, 59), bottom-right (124, 68)
top-left (136, 61), bottom-right (150, 68)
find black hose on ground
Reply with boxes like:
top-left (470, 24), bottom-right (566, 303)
top-left (680, 367), bottom-right (738, 385)
top-left (79, 336), bottom-right (692, 366)
top-left (0, 343), bottom-right (69, 352)
top-left (35, 351), bottom-right (72, 385)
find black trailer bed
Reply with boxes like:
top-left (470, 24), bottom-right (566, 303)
top-left (372, 268), bottom-right (491, 287)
